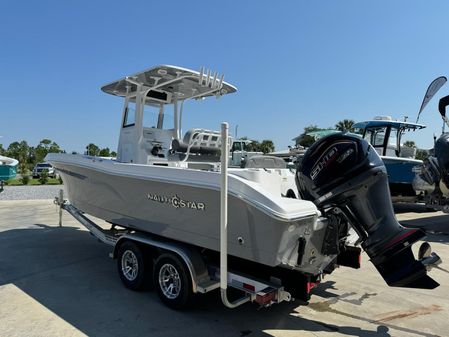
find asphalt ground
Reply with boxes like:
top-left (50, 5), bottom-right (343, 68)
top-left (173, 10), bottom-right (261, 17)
top-left (0, 199), bottom-right (448, 337)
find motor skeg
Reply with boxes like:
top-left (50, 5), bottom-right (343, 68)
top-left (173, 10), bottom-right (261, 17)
top-left (296, 133), bottom-right (440, 289)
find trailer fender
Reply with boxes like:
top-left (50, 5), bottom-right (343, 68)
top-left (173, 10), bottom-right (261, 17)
top-left (113, 234), bottom-right (210, 293)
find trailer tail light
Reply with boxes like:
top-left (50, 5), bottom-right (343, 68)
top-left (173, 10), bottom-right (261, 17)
top-left (243, 283), bottom-right (255, 292)
top-left (306, 280), bottom-right (320, 294)
top-left (255, 287), bottom-right (277, 306)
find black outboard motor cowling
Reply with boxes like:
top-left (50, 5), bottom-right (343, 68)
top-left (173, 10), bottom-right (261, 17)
top-left (296, 133), bottom-right (440, 289)
top-left (435, 133), bottom-right (449, 190)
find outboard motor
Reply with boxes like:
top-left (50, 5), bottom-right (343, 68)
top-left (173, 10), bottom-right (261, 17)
top-left (296, 133), bottom-right (440, 289)
top-left (436, 95), bottom-right (449, 194)
top-left (417, 95), bottom-right (449, 208)
top-left (435, 133), bottom-right (449, 194)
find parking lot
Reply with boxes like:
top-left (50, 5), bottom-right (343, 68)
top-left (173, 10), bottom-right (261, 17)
top-left (0, 199), bottom-right (448, 337)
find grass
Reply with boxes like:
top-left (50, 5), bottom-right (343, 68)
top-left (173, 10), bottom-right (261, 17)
top-left (5, 178), bottom-right (62, 186)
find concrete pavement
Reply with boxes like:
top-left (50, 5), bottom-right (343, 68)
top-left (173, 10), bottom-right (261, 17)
top-left (0, 200), bottom-right (448, 336)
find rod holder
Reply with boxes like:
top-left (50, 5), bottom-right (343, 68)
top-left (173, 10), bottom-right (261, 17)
top-left (199, 67), bottom-right (204, 85)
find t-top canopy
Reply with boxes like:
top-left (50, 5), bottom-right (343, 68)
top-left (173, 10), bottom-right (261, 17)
top-left (305, 129), bottom-right (341, 139)
top-left (101, 65), bottom-right (237, 104)
top-left (353, 120), bottom-right (426, 131)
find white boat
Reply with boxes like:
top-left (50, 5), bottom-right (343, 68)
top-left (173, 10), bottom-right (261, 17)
top-left (47, 65), bottom-right (441, 308)
top-left (47, 65), bottom-right (319, 269)
top-left (0, 155), bottom-right (18, 189)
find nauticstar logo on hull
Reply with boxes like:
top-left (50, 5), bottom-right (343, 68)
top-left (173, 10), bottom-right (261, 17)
top-left (147, 193), bottom-right (205, 211)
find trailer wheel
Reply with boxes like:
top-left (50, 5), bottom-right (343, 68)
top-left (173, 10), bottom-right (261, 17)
top-left (117, 241), bottom-right (152, 291)
top-left (154, 253), bottom-right (193, 309)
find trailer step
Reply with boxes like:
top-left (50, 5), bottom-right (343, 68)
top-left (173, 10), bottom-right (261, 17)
top-left (197, 280), bottom-right (220, 293)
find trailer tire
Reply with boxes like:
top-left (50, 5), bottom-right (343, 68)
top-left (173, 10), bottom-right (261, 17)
top-left (154, 253), bottom-right (193, 310)
top-left (117, 241), bottom-right (152, 291)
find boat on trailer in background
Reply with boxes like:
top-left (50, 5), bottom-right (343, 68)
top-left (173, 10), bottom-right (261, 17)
top-left (0, 155), bottom-right (18, 192)
top-left (48, 65), bottom-right (441, 309)
top-left (413, 94), bottom-right (449, 213)
top-left (353, 116), bottom-right (426, 202)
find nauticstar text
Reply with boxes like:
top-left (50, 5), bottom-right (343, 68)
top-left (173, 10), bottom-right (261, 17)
top-left (147, 193), bottom-right (206, 211)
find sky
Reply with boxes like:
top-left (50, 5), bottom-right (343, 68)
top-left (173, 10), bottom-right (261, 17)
top-left (1, 1), bottom-right (449, 153)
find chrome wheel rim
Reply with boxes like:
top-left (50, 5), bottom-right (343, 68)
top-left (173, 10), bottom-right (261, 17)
top-left (159, 263), bottom-right (181, 299)
top-left (121, 250), bottom-right (138, 281)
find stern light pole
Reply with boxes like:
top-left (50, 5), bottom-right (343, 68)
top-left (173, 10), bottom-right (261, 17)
top-left (220, 122), bottom-right (250, 308)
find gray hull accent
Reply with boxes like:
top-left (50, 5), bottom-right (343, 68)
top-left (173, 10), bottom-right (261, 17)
top-left (54, 162), bottom-right (334, 273)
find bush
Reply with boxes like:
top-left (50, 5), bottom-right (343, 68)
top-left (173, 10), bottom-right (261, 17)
top-left (18, 162), bottom-right (28, 174)
top-left (38, 169), bottom-right (49, 185)
top-left (58, 175), bottom-right (63, 184)
top-left (416, 149), bottom-right (429, 161)
top-left (20, 175), bottom-right (30, 185)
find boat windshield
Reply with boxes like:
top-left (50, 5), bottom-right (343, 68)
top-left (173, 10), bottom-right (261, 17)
top-left (364, 126), bottom-right (399, 156)
top-left (123, 102), bottom-right (136, 127)
top-left (143, 105), bottom-right (174, 130)
top-left (365, 127), bottom-right (386, 147)
top-left (232, 141), bottom-right (252, 152)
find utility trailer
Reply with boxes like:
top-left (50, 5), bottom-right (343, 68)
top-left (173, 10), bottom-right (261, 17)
top-left (53, 123), bottom-right (335, 309)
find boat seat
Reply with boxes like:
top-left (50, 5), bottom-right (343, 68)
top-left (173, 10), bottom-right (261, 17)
top-left (244, 155), bottom-right (287, 169)
top-left (171, 128), bottom-right (222, 155)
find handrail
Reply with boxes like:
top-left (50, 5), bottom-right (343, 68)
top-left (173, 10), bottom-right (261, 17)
top-left (181, 133), bottom-right (201, 163)
top-left (181, 129), bottom-right (224, 163)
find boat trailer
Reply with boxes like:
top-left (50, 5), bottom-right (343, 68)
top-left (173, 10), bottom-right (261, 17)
top-left (54, 123), bottom-right (293, 309)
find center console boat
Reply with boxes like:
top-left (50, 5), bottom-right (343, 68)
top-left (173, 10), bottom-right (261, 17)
top-left (47, 65), bottom-right (442, 309)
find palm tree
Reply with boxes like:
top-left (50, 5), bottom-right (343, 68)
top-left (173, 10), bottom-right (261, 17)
top-left (335, 119), bottom-right (355, 132)
top-left (403, 141), bottom-right (416, 148)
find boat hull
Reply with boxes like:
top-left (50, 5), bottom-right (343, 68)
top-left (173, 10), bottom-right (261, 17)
top-left (49, 155), bottom-right (334, 274)
top-left (0, 165), bottom-right (17, 181)
top-left (383, 157), bottom-right (422, 196)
